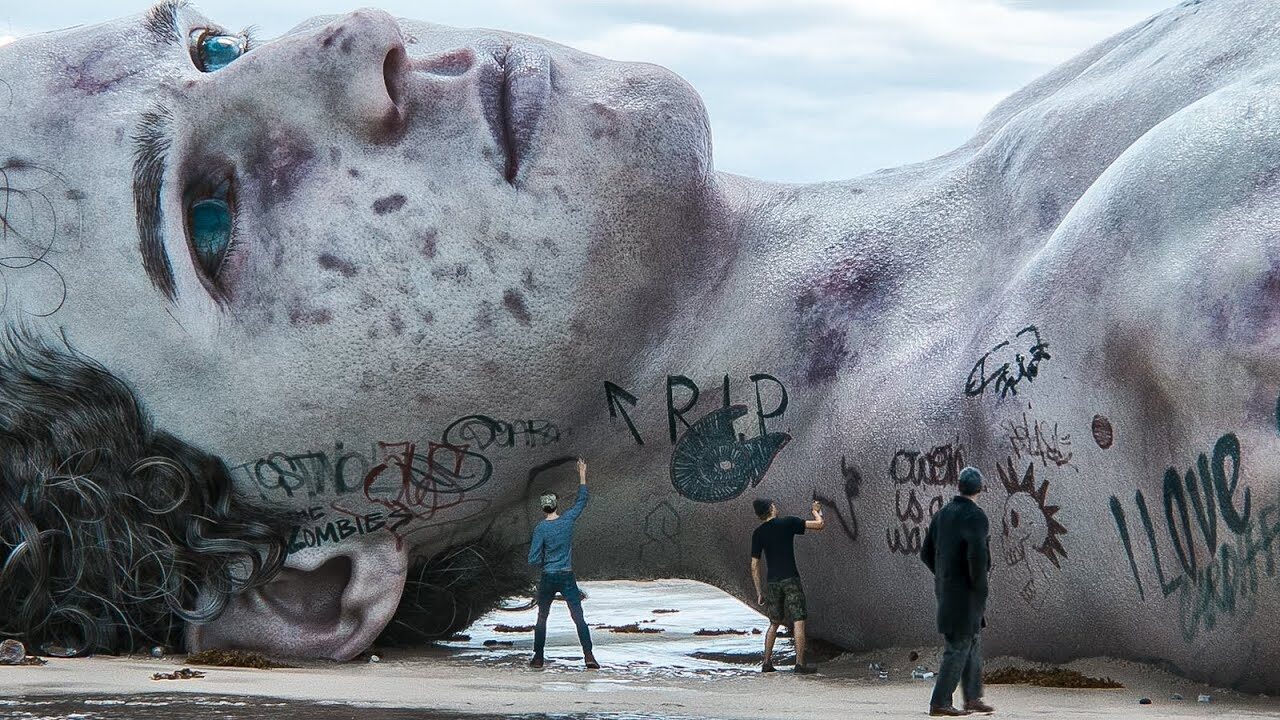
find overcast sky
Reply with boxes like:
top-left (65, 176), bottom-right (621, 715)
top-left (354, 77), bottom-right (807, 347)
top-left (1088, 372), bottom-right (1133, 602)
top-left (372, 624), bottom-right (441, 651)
top-left (4, 0), bottom-right (1175, 182)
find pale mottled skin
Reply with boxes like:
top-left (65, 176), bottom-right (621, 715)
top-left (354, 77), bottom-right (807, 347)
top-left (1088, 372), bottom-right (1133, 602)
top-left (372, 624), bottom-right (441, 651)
top-left (2, 0), bottom-right (1279, 690)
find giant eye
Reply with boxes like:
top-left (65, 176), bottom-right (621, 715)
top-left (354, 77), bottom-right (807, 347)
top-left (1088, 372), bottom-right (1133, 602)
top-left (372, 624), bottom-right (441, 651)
top-left (189, 29), bottom-right (246, 72)
top-left (184, 177), bottom-right (237, 281)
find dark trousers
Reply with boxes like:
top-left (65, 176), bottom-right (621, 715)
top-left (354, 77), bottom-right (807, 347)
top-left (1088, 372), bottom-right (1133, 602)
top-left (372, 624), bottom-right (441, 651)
top-left (931, 633), bottom-right (983, 708)
top-left (532, 571), bottom-right (593, 658)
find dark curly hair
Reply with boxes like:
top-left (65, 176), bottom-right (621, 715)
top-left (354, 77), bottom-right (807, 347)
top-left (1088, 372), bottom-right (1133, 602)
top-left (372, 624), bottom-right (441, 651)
top-left (0, 328), bottom-right (288, 655)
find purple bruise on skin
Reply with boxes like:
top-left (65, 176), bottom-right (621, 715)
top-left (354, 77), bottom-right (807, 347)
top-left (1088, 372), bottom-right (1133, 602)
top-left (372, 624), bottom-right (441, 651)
top-left (372, 194), bottom-right (407, 214)
top-left (502, 289), bottom-right (532, 325)
top-left (316, 253), bottom-right (358, 278)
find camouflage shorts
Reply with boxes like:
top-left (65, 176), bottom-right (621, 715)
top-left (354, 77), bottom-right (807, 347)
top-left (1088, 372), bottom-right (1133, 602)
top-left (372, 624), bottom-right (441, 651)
top-left (765, 577), bottom-right (808, 624)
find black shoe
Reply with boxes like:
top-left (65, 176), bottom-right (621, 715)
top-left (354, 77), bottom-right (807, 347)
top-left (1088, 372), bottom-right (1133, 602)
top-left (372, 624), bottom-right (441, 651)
top-left (584, 654), bottom-right (600, 670)
top-left (762, 663), bottom-right (776, 673)
top-left (529, 657), bottom-right (544, 669)
top-left (929, 706), bottom-right (971, 717)
top-left (793, 664), bottom-right (817, 675)
top-left (964, 699), bottom-right (994, 714)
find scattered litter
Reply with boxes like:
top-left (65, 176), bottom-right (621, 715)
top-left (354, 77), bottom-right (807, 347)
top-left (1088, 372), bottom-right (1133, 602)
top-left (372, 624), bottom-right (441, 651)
top-left (652, 609), bottom-right (679, 614)
top-left (493, 624), bottom-right (535, 633)
top-left (369, 655), bottom-right (381, 664)
top-left (152, 668), bottom-right (206, 681)
top-left (911, 666), bottom-right (936, 680)
top-left (446, 634), bottom-right (471, 642)
top-left (869, 662), bottom-right (885, 672)
top-left (878, 670), bottom-right (890, 680)
top-left (0, 640), bottom-right (26, 664)
top-left (483, 640), bottom-right (514, 648)
top-left (0, 640), bottom-right (43, 666)
top-left (693, 629), bottom-right (748, 636)
top-left (688, 651), bottom-right (787, 665)
top-left (1198, 694), bottom-right (1212, 703)
top-left (751, 629), bottom-right (762, 635)
top-left (149, 646), bottom-right (165, 659)
top-left (1171, 693), bottom-right (1183, 700)
top-left (595, 623), bottom-right (662, 634)
top-left (1139, 697), bottom-right (1152, 705)
top-left (187, 650), bottom-right (285, 669)
top-left (985, 666), bottom-right (1124, 689)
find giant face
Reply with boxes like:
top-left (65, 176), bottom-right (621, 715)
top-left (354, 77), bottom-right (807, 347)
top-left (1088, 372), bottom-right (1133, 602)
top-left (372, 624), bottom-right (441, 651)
top-left (5, 0), bottom-right (1280, 693)
top-left (0, 1), bottom-right (723, 659)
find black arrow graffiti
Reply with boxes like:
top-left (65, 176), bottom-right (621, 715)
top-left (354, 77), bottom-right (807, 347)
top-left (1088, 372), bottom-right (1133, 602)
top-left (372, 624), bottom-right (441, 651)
top-left (604, 381), bottom-right (644, 445)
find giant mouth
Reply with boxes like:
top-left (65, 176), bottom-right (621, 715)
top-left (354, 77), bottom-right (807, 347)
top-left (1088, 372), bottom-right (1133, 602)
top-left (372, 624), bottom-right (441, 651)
top-left (479, 43), bottom-right (551, 185)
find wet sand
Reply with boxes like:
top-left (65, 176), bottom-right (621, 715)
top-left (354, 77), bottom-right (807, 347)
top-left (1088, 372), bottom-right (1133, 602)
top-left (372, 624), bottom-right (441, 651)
top-left (2, 580), bottom-right (1277, 719)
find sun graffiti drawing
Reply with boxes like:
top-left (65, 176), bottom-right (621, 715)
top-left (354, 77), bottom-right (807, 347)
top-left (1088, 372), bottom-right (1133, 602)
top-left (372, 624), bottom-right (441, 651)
top-left (996, 457), bottom-right (1068, 605)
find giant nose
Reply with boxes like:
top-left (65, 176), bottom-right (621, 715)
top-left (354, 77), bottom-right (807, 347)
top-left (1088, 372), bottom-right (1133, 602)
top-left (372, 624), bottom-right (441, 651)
top-left (313, 8), bottom-right (408, 141)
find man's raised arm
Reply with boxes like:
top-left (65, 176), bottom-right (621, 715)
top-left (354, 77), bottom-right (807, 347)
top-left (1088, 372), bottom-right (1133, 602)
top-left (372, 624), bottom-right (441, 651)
top-left (562, 458), bottom-right (589, 522)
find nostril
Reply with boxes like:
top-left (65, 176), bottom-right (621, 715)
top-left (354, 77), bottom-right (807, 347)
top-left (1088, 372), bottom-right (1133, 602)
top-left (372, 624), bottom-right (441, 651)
top-left (383, 46), bottom-right (407, 108)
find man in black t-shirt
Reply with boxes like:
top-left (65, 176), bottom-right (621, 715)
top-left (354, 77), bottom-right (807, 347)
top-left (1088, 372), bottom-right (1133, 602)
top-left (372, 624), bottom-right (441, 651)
top-left (750, 497), bottom-right (825, 674)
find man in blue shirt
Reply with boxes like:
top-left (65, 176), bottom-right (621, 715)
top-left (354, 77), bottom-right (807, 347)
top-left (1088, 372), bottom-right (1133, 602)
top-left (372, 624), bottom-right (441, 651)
top-left (527, 458), bottom-right (597, 669)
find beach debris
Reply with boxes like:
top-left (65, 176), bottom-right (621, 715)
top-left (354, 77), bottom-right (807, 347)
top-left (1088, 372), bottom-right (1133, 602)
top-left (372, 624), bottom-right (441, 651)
top-left (595, 623), bottom-right (663, 634)
top-left (689, 651), bottom-right (779, 665)
top-left (1171, 693), bottom-right (1184, 700)
top-left (751, 629), bottom-right (762, 635)
top-left (879, 670), bottom-right (890, 680)
top-left (149, 646), bottom-right (165, 659)
top-left (493, 624), bottom-right (535, 633)
top-left (652, 609), bottom-right (679, 614)
top-left (0, 640), bottom-right (45, 666)
top-left (369, 654), bottom-right (381, 664)
top-left (911, 665), bottom-right (936, 680)
top-left (694, 628), bottom-right (749, 636)
top-left (483, 639), bottom-right (514, 648)
top-left (446, 634), bottom-right (472, 642)
top-left (985, 666), bottom-right (1124, 688)
top-left (187, 649), bottom-right (284, 669)
top-left (0, 639), bottom-right (25, 664)
top-left (1139, 697), bottom-right (1152, 705)
top-left (152, 667), bottom-right (205, 681)
top-left (1198, 694), bottom-right (1212, 703)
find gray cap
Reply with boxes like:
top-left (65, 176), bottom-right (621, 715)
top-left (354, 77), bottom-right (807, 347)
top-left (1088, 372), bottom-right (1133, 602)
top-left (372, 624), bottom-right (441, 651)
top-left (539, 492), bottom-right (558, 508)
top-left (958, 467), bottom-right (984, 495)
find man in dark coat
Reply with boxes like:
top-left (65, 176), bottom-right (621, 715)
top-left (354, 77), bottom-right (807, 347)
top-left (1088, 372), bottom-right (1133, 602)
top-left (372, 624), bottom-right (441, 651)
top-left (921, 466), bottom-right (995, 716)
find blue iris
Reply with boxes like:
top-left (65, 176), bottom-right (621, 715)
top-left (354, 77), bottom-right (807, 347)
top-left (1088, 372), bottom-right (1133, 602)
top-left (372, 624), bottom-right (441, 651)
top-left (189, 198), bottom-right (233, 274)
top-left (199, 34), bottom-right (244, 72)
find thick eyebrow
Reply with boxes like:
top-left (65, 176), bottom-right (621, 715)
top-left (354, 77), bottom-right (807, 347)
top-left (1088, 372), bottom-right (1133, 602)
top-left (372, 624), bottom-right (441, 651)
top-left (132, 106), bottom-right (177, 300)
top-left (144, 0), bottom-right (191, 46)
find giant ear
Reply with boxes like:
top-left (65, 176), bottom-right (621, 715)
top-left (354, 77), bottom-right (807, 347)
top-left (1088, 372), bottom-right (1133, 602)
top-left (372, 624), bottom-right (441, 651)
top-left (187, 534), bottom-right (408, 661)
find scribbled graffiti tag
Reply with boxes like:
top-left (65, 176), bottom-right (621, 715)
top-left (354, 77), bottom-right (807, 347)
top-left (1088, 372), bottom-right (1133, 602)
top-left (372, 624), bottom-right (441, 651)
top-left (965, 325), bottom-right (1051, 398)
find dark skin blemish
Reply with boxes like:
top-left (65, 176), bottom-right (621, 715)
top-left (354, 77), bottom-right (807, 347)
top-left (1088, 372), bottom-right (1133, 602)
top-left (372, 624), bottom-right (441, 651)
top-left (503, 289), bottom-right (532, 326)
top-left (421, 310), bottom-right (435, 324)
top-left (317, 252), bottom-right (358, 278)
top-left (372, 194), bottom-right (407, 214)
top-left (340, 36), bottom-right (355, 54)
top-left (348, 168), bottom-right (361, 178)
top-left (247, 131), bottom-right (317, 205)
top-left (289, 307), bottom-right (334, 326)
top-left (420, 229), bottom-right (438, 259)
